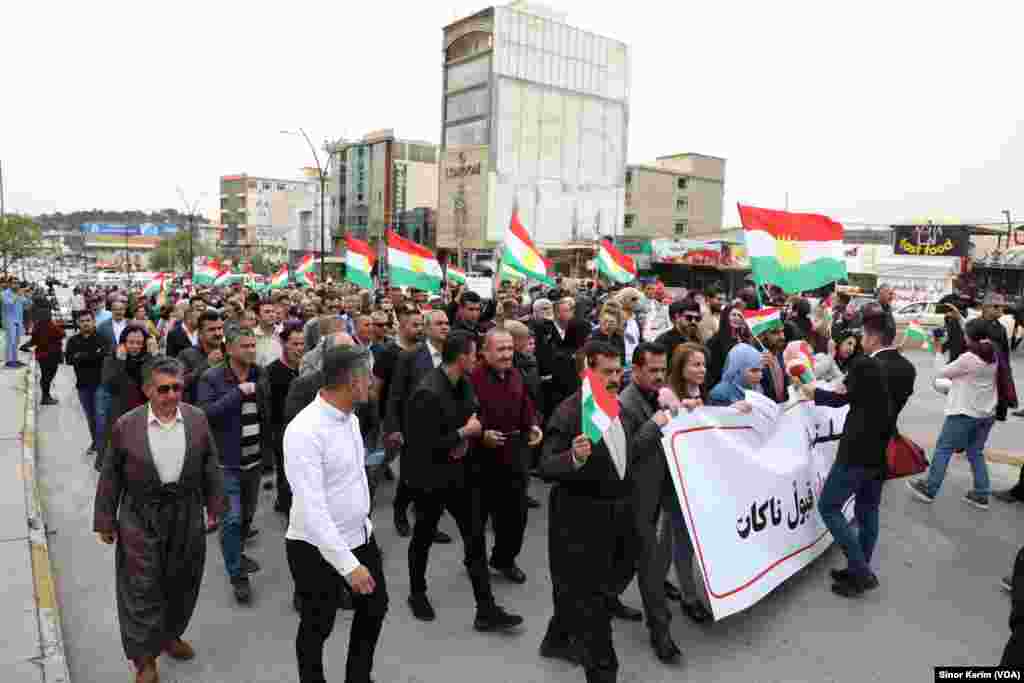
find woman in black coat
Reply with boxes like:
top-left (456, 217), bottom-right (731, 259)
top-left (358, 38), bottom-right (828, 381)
top-left (705, 304), bottom-right (750, 391)
top-left (94, 324), bottom-right (156, 471)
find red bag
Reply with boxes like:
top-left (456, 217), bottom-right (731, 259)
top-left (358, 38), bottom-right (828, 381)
top-left (886, 434), bottom-right (929, 480)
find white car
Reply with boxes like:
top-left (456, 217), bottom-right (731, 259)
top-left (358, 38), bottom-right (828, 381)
top-left (892, 301), bottom-right (947, 330)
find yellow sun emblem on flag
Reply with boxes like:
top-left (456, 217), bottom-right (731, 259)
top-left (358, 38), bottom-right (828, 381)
top-left (775, 236), bottom-right (802, 270)
top-left (410, 254), bottom-right (424, 273)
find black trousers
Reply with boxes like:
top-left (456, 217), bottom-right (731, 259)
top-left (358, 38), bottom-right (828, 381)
top-left (478, 466), bottom-right (528, 568)
top-left (39, 355), bottom-right (59, 399)
top-left (272, 434), bottom-right (292, 513)
top-left (408, 481), bottom-right (494, 607)
top-left (287, 537), bottom-right (388, 683)
top-left (545, 486), bottom-right (636, 683)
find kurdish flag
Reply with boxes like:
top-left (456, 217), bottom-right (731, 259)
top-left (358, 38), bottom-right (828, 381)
top-left (345, 235), bottom-right (375, 290)
top-left (296, 269), bottom-right (317, 288)
top-left (739, 204), bottom-right (847, 294)
top-left (270, 265), bottom-right (289, 289)
top-left (743, 307), bottom-right (783, 337)
top-left (387, 230), bottom-right (443, 293)
top-left (581, 367), bottom-right (628, 479)
top-left (597, 239), bottom-right (637, 284)
top-left (905, 320), bottom-right (934, 352)
top-left (295, 253), bottom-right (316, 276)
top-left (193, 259), bottom-right (221, 285)
top-left (500, 263), bottom-right (527, 282)
top-left (142, 273), bottom-right (167, 298)
top-left (214, 269), bottom-right (245, 287)
top-left (501, 210), bottom-right (554, 285)
top-left (446, 265), bottom-right (467, 286)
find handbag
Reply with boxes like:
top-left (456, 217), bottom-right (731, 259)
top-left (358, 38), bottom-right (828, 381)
top-left (886, 433), bottom-right (929, 480)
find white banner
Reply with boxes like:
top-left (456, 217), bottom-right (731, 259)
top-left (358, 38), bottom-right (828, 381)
top-left (662, 391), bottom-right (853, 621)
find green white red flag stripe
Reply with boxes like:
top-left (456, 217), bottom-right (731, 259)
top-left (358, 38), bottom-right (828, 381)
top-left (346, 235), bottom-right (375, 290)
top-left (295, 253), bottom-right (316, 274)
top-left (193, 259), bottom-right (221, 285)
top-left (501, 210), bottom-right (554, 285)
top-left (446, 265), bottom-right (467, 285)
top-left (270, 265), bottom-right (289, 289)
top-left (597, 239), bottom-right (636, 284)
top-left (904, 321), bottom-right (933, 352)
top-left (739, 204), bottom-right (847, 294)
top-left (387, 230), bottom-right (443, 293)
top-left (582, 368), bottom-right (620, 444)
top-left (742, 307), bottom-right (783, 337)
top-left (214, 269), bottom-right (244, 287)
top-left (142, 273), bottom-right (167, 298)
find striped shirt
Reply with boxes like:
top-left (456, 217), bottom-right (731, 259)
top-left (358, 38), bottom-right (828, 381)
top-left (240, 392), bottom-right (262, 470)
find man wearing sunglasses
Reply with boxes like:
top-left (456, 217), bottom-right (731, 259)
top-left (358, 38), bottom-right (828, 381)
top-left (94, 356), bottom-right (224, 682)
top-left (655, 299), bottom-right (704, 369)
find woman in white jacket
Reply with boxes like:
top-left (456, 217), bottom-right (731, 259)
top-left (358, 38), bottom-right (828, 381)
top-left (907, 318), bottom-right (998, 509)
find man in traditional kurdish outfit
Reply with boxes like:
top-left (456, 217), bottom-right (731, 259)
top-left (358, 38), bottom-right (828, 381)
top-left (94, 356), bottom-right (225, 683)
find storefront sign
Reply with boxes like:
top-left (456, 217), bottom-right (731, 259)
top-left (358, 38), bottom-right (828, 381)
top-left (892, 225), bottom-right (969, 257)
top-left (651, 239), bottom-right (723, 266)
top-left (445, 152), bottom-right (482, 179)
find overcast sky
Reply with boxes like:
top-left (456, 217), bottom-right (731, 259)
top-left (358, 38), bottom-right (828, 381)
top-left (3, 0), bottom-right (1022, 229)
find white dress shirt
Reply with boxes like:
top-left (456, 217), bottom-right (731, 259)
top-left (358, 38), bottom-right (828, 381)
top-left (284, 394), bottom-right (372, 578)
top-left (147, 406), bottom-right (186, 484)
top-left (254, 326), bottom-right (282, 367)
top-left (426, 339), bottom-right (442, 368)
top-left (111, 318), bottom-right (128, 344)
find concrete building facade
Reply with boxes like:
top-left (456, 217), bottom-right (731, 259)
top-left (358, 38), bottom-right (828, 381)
top-left (329, 130), bottom-right (439, 246)
top-left (438, 2), bottom-right (630, 258)
top-left (624, 153), bottom-right (726, 239)
top-left (219, 173), bottom-right (326, 261)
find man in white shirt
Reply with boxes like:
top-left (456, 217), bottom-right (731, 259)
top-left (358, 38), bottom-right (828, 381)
top-left (253, 301), bottom-right (282, 368)
top-left (284, 346), bottom-right (387, 683)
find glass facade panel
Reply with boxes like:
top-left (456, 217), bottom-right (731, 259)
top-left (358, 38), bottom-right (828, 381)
top-left (446, 56), bottom-right (489, 93)
top-left (445, 119), bottom-right (488, 147)
top-left (446, 87), bottom-right (489, 123)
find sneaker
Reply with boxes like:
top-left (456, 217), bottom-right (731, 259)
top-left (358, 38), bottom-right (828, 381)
top-left (963, 492), bottom-right (990, 510)
top-left (1001, 576), bottom-right (1013, 593)
top-left (240, 555), bottom-right (261, 574)
top-left (906, 478), bottom-right (935, 503)
top-left (231, 576), bottom-right (252, 604)
top-left (408, 592), bottom-right (436, 621)
top-left (474, 604), bottom-right (524, 632)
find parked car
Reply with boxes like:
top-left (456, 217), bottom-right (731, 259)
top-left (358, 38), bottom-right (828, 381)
top-left (892, 301), bottom-right (947, 330)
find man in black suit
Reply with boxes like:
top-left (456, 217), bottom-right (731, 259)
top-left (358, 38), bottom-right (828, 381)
top-left (383, 309), bottom-right (452, 543)
top-left (545, 297), bottom-right (590, 413)
top-left (539, 340), bottom-right (638, 683)
top-left (96, 297), bottom-right (129, 349)
top-left (166, 307), bottom-right (200, 360)
top-left (403, 330), bottom-right (523, 633)
top-left (869, 313), bottom-right (916, 425)
top-left (617, 342), bottom-right (684, 664)
top-left (800, 313), bottom-right (895, 598)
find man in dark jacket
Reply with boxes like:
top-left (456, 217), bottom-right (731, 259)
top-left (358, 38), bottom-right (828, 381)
top-left (539, 340), bottom-right (637, 683)
top-left (383, 309), bottom-right (452, 542)
top-left (800, 313), bottom-right (894, 598)
top-left (165, 307), bottom-right (199, 360)
top-left (656, 299), bottom-right (704, 369)
top-left (403, 330), bottom-right (524, 633)
top-left (64, 309), bottom-right (108, 454)
top-left (197, 327), bottom-right (271, 604)
top-left (179, 311), bottom-right (225, 405)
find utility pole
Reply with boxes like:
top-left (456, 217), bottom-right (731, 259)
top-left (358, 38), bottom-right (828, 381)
top-left (281, 129), bottom-right (334, 277)
top-left (1003, 209), bottom-right (1013, 251)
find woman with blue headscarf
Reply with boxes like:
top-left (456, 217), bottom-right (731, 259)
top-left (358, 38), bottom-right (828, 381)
top-left (708, 342), bottom-right (764, 407)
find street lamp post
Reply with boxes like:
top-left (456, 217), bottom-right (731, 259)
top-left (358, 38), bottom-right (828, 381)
top-left (177, 187), bottom-right (204, 285)
top-left (282, 129), bottom-right (334, 276)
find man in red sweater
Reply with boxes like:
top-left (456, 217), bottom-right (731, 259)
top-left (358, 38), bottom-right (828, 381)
top-left (470, 328), bottom-right (543, 584)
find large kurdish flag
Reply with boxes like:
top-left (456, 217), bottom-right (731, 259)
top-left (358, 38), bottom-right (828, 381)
top-left (214, 269), bottom-right (245, 287)
top-left (387, 231), bottom-right (442, 293)
top-left (193, 259), bottom-right (221, 285)
top-left (597, 239), bottom-right (636, 284)
top-left (346, 236), bottom-right (375, 290)
top-left (446, 265), bottom-right (467, 286)
top-left (501, 210), bottom-right (554, 285)
top-left (743, 307), bottom-right (783, 337)
top-left (739, 204), bottom-right (847, 294)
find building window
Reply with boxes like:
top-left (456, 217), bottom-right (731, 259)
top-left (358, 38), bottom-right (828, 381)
top-left (676, 198), bottom-right (688, 212)
top-left (446, 87), bottom-right (490, 123)
top-left (677, 177), bottom-right (688, 190)
top-left (444, 118), bottom-right (488, 147)
top-left (675, 221), bottom-right (689, 236)
top-left (624, 215), bottom-right (634, 230)
top-left (446, 56), bottom-right (490, 93)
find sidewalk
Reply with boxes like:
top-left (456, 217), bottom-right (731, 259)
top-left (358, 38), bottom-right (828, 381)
top-left (0, 348), bottom-right (71, 683)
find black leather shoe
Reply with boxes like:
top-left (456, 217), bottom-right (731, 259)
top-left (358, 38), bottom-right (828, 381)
top-left (433, 530), bottom-right (453, 544)
top-left (680, 600), bottom-right (712, 624)
top-left (395, 515), bottom-right (412, 537)
top-left (246, 528), bottom-right (260, 540)
top-left (474, 604), bottom-right (524, 632)
top-left (231, 577), bottom-right (252, 604)
top-left (831, 572), bottom-right (879, 598)
top-left (994, 489), bottom-right (1024, 504)
top-left (41, 396), bottom-right (58, 405)
top-left (491, 562), bottom-right (527, 584)
top-left (539, 637), bottom-right (581, 665)
top-left (408, 592), bottom-right (436, 621)
top-left (608, 597), bottom-right (643, 621)
top-left (663, 580), bottom-right (682, 602)
top-left (650, 630), bottom-right (682, 664)
top-left (830, 568), bottom-right (852, 583)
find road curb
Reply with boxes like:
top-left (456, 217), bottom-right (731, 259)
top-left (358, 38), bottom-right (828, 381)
top-left (20, 361), bottom-right (71, 683)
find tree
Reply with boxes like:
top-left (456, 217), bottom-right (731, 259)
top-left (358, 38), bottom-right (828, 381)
top-left (148, 228), bottom-right (212, 272)
top-left (248, 251), bottom-right (281, 276)
top-left (0, 214), bottom-right (44, 274)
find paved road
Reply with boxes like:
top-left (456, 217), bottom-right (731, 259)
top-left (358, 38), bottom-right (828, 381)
top-left (33, 353), bottom-right (1024, 683)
